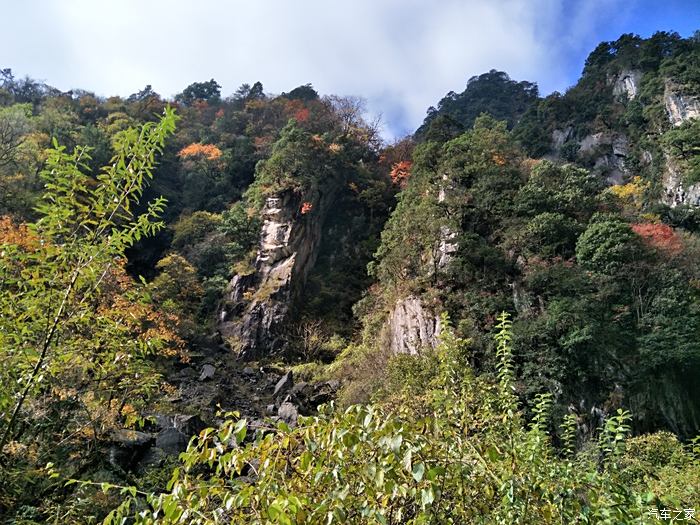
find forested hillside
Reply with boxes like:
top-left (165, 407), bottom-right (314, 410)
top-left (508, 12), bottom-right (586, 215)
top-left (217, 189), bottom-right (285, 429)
top-left (1, 32), bottom-right (700, 524)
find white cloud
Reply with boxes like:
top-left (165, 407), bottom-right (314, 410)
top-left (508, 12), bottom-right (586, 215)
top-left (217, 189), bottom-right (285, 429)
top-left (1, 0), bottom-right (631, 138)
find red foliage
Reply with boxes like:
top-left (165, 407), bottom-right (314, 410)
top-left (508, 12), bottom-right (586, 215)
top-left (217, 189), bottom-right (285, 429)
top-left (215, 108), bottom-right (225, 119)
top-left (390, 161), bottom-right (412, 187)
top-left (294, 107), bottom-right (310, 123)
top-left (284, 100), bottom-right (310, 123)
top-left (301, 202), bottom-right (313, 215)
top-left (631, 222), bottom-right (683, 255)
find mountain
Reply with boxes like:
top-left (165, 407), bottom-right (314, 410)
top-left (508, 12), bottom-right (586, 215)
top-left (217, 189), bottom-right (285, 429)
top-left (1, 31), bottom-right (699, 523)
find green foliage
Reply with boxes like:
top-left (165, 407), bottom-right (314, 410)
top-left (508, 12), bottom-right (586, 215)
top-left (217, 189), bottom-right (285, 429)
top-left (171, 210), bottom-right (222, 250)
top-left (174, 79), bottom-right (222, 106)
top-left (575, 215), bottom-right (642, 274)
top-left (219, 201), bottom-right (261, 262)
top-left (103, 314), bottom-right (698, 524)
top-left (662, 118), bottom-right (700, 183)
top-left (245, 121), bottom-right (340, 209)
top-left (417, 70), bottom-right (539, 139)
top-left (0, 109), bottom-right (180, 518)
top-left (523, 212), bottom-right (582, 258)
top-left (282, 84), bottom-right (319, 102)
top-left (516, 161), bottom-right (603, 219)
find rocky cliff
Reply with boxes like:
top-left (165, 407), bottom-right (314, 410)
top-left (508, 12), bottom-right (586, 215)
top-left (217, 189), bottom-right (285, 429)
top-left (664, 81), bottom-right (700, 127)
top-left (611, 69), bottom-right (642, 100)
top-left (218, 189), bottom-right (337, 357)
top-left (662, 83), bottom-right (700, 207)
top-left (385, 296), bottom-right (441, 355)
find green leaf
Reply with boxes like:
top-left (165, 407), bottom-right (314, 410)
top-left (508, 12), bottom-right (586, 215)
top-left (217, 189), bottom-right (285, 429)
top-left (412, 462), bottom-right (425, 482)
top-left (426, 466), bottom-right (446, 481)
top-left (389, 433), bottom-right (403, 453)
top-left (421, 487), bottom-right (435, 506)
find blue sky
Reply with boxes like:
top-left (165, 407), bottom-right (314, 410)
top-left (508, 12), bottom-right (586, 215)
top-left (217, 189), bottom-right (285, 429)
top-left (1, 0), bottom-right (698, 139)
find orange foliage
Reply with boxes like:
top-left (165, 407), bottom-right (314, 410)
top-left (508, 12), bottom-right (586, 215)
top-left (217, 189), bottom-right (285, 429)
top-left (492, 154), bottom-right (506, 166)
top-left (390, 160), bottom-right (412, 187)
top-left (631, 222), bottom-right (683, 255)
top-left (215, 108), bottom-right (225, 119)
top-left (301, 202), bottom-right (313, 215)
top-left (99, 265), bottom-right (187, 361)
top-left (0, 216), bottom-right (38, 252)
top-left (178, 143), bottom-right (222, 161)
top-left (285, 100), bottom-right (310, 123)
top-left (520, 158), bottom-right (543, 174)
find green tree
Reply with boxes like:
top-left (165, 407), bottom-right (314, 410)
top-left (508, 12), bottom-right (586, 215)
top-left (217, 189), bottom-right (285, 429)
top-left (0, 107), bottom-right (178, 454)
top-left (175, 79), bottom-right (222, 106)
top-left (575, 215), bottom-right (642, 275)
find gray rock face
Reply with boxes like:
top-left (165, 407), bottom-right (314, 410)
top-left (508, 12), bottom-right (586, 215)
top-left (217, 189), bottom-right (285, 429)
top-left (551, 127), bottom-right (573, 150)
top-left (386, 296), bottom-right (440, 355)
top-left (611, 69), bottom-right (642, 100)
top-left (659, 82), bottom-right (700, 207)
top-left (511, 281), bottom-right (536, 318)
top-left (578, 132), bottom-right (629, 185)
top-left (664, 82), bottom-right (700, 127)
top-left (578, 132), bottom-right (608, 154)
top-left (662, 154), bottom-right (700, 207)
top-left (436, 174), bottom-right (458, 269)
top-left (218, 190), bottom-right (336, 357)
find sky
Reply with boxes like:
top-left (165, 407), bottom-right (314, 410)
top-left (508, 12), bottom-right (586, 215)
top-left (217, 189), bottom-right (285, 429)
top-left (1, 0), bottom-right (698, 139)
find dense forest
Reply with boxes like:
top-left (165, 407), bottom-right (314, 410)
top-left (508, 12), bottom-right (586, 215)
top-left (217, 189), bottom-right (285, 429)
top-left (1, 31), bottom-right (700, 524)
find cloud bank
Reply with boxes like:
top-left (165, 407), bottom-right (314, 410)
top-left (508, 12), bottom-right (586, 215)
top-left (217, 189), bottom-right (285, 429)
top-left (1, 0), bottom-right (684, 138)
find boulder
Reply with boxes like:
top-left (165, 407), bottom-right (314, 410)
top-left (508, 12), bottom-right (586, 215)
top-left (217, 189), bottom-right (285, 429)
top-left (172, 414), bottom-right (206, 437)
top-left (155, 427), bottom-right (189, 455)
top-left (199, 364), bottom-right (216, 381)
top-left (273, 371), bottom-right (294, 398)
top-left (108, 429), bottom-right (154, 471)
top-left (277, 402), bottom-right (299, 426)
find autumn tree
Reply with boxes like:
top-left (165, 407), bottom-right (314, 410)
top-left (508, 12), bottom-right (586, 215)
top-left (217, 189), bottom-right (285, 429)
top-left (0, 109), bottom-right (180, 511)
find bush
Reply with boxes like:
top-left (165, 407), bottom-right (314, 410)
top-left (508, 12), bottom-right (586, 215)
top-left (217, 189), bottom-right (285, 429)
top-left (101, 314), bottom-right (698, 524)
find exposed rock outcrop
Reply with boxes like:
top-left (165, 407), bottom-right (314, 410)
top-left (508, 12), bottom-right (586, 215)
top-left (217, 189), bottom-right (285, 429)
top-left (578, 132), bottom-right (630, 185)
top-left (664, 81), bottom-right (700, 127)
top-left (611, 69), bottom-right (642, 100)
top-left (662, 154), bottom-right (700, 207)
top-left (436, 174), bottom-right (458, 268)
top-left (386, 296), bottom-right (440, 355)
top-left (551, 127), bottom-right (573, 150)
top-left (218, 189), bottom-right (337, 357)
